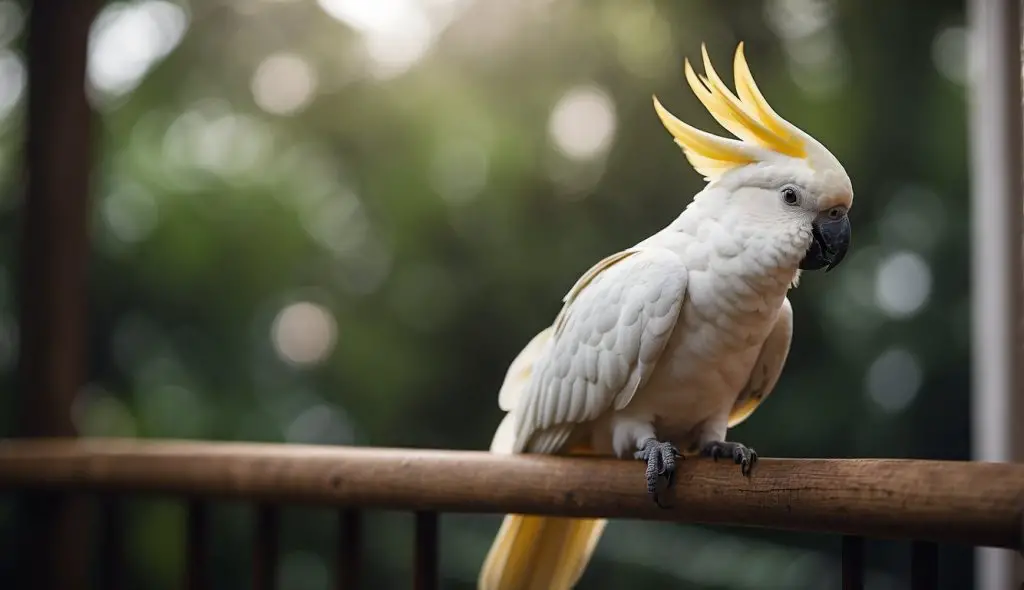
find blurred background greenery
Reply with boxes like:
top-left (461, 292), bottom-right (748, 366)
top-left (0, 0), bottom-right (975, 588)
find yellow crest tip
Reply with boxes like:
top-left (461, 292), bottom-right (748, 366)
top-left (652, 41), bottom-right (809, 180)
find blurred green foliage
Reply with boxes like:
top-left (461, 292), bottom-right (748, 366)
top-left (0, 0), bottom-right (976, 588)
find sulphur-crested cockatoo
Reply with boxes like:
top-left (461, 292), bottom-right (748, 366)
top-left (478, 42), bottom-right (853, 590)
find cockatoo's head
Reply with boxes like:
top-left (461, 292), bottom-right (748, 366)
top-left (653, 42), bottom-right (852, 272)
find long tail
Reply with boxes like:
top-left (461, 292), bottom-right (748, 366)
top-left (477, 513), bottom-right (607, 590)
top-left (480, 327), bottom-right (607, 589)
top-left (481, 407), bottom-right (607, 589)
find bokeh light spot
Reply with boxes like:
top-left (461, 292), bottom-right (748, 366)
top-left (764, 0), bottom-right (834, 40)
top-left (875, 251), bottom-right (932, 319)
top-left (0, 1), bottom-right (25, 47)
top-left (285, 403), bottom-right (354, 445)
top-left (932, 25), bottom-right (966, 85)
top-left (252, 52), bottom-right (318, 116)
top-left (878, 184), bottom-right (947, 253)
top-left (318, 0), bottom-right (435, 79)
top-left (72, 386), bottom-right (138, 437)
top-left (865, 348), bottom-right (923, 414)
top-left (101, 182), bottom-right (160, 245)
top-left (548, 85), bottom-right (617, 162)
top-left (0, 49), bottom-right (24, 120)
top-left (271, 301), bottom-right (338, 366)
top-left (88, 0), bottom-right (188, 99)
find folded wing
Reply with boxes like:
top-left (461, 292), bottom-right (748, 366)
top-left (511, 247), bottom-right (690, 454)
top-left (728, 296), bottom-right (793, 428)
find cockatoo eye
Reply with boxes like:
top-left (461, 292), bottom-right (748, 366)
top-left (781, 187), bottom-right (799, 206)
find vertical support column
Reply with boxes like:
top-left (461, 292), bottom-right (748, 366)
top-left (97, 495), bottom-right (126, 590)
top-left (910, 541), bottom-right (939, 590)
top-left (185, 500), bottom-right (209, 590)
top-left (413, 511), bottom-right (439, 590)
top-left (335, 509), bottom-right (362, 590)
top-left (15, 1), bottom-right (99, 589)
top-left (966, 0), bottom-right (1024, 588)
top-left (16, 0), bottom-right (97, 439)
top-left (841, 535), bottom-right (865, 590)
top-left (253, 504), bottom-right (280, 590)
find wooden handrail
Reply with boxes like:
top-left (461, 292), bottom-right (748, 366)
top-left (0, 438), bottom-right (1021, 551)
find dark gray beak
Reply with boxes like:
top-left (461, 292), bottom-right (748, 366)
top-left (799, 212), bottom-right (851, 272)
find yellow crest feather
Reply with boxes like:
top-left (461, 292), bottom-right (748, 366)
top-left (653, 42), bottom-right (809, 181)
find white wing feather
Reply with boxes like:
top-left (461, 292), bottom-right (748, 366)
top-left (728, 296), bottom-right (793, 428)
top-left (497, 326), bottom-right (554, 412)
top-left (512, 247), bottom-right (689, 453)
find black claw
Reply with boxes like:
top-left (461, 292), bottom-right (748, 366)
top-left (634, 438), bottom-right (680, 507)
top-left (699, 440), bottom-right (758, 476)
top-left (660, 443), bottom-right (678, 488)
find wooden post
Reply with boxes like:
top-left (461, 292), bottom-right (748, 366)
top-left (14, 0), bottom-right (99, 589)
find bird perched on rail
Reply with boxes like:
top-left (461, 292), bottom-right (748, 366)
top-left (477, 42), bottom-right (853, 590)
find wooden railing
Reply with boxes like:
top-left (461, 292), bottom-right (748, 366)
top-left (0, 438), bottom-right (1022, 589)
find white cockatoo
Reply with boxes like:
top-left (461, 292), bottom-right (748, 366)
top-left (478, 42), bottom-right (853, 590)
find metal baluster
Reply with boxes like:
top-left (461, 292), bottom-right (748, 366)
top-left (336, 509), bottom-right (362, 590)
top-left (185, 500), bottom-right (208, 590)
top-left (910, 541), bottom-right (938, 590)
top-left (842, 535), bottom-right (865, 590)
top-left (253, 505), bottom-right (280, 590)
top-left (97, 495), bottom-right (125, 590)
top-left (413, 512), bottom-right (439, 590)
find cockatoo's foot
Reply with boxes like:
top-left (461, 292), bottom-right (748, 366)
top-left (633, 438), bottom-right (680, 508)
top-left (699, 440), bottom-right (758, 476)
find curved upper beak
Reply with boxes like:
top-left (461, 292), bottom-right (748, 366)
top-left (799, 212), bottom-right (851, 272)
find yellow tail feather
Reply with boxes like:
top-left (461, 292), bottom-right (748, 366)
top-left (484, 325), bottom-right (606, 589)
top-left (478, 514), bottom-right (607, 590)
